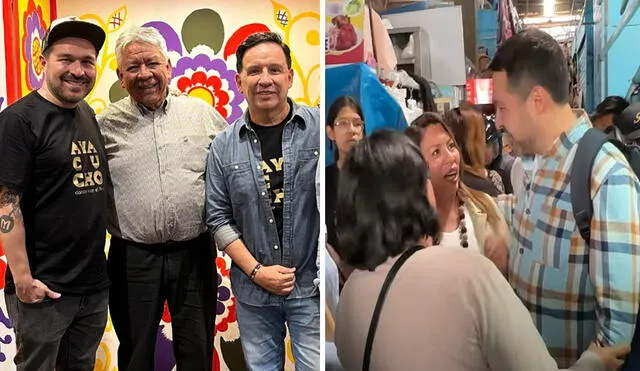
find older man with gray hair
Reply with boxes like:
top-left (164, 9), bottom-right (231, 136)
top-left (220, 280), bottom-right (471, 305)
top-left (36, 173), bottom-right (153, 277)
top-left (98, 26), bottom-right (226, 371)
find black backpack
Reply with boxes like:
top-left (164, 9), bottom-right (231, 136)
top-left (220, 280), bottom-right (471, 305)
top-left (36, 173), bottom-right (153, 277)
top-left (570, 128), bottom-right (640, 369)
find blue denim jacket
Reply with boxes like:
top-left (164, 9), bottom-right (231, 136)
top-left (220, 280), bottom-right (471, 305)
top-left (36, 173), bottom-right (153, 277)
top-left (205, 99), bottom-right (320, 307)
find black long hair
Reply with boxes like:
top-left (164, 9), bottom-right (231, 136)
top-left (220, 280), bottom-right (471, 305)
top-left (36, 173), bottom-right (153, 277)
top-left (336, 129), bottom-right (439, 270)
top-left (326, 96), bottom-right (364, 162)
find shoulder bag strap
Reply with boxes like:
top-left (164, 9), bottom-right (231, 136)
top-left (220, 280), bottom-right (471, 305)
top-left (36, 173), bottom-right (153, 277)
top-left (362, 245), bottom-right (422, 370)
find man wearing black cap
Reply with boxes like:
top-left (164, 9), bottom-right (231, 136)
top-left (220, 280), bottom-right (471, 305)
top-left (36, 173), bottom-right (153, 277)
top-left (0, 16), bottom-right (109, 370)
top-left (614, 103), bottom-right (640, 146)
top-left (590, 95), bottom-right (630, 134)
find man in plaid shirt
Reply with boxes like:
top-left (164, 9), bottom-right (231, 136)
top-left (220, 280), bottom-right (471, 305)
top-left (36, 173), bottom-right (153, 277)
top-left (490, 28), bottom-right (640, 367)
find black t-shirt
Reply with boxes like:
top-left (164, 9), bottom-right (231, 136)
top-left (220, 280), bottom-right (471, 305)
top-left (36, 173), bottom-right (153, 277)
top-left (250, 106), bottom-right (293, 245)
top-left (325, 163), bottom-right (339, 248)
top-left (0, 91), bottom-right (109, 295)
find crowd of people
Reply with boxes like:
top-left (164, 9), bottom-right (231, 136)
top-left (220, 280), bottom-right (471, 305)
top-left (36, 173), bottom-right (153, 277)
top-left (325, 28), bottom-right (640, 371)
top-left (1, 10), bottom-right (640, 371)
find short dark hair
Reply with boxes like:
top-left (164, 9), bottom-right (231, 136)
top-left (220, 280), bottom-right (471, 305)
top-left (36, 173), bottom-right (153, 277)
top-left (592, 96), bottom-right (630, 119)
top-left (235, 32), bottom-right (292, 72)
top-left (326, 96), bottom-right (364, 161)
top-left (335, 130), bottom-right (439, 271)
top-left (489, 28), bottom-right (570, 104)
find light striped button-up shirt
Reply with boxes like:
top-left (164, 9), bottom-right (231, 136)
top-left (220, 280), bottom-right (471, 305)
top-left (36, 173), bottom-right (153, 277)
top-left (498, 115), bottom-right (640, 367)
top-left (98, 95), bottom-right (228, 244)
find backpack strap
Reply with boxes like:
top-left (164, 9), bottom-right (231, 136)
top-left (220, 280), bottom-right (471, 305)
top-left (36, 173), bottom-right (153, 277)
top-left (570, 128), bottom-right (609, 244)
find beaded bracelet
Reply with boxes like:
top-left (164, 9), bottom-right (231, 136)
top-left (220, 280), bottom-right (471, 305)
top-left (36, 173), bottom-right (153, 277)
top-left (249, 263), bottom-right (262, 281)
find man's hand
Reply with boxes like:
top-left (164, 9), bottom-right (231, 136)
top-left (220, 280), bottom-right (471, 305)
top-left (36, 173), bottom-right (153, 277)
top-left (15, 277), bottom-right (61, 304)
top-left (253, 265), bottom-right (296, 296)
top-left (484, 234), bottom-right (508, 276)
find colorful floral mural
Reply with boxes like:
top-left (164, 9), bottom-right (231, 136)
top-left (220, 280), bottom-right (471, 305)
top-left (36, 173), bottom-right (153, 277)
top-left (79, 1), bottom-right (320, 121)
top-left (171, 54), bottom-right (245, 123)
top-left (0, 1), bottom-right (319, 370)
top-left (3, 0), bottom-right (55, 105)
top-left (22, 0), bottom-right (47, 90)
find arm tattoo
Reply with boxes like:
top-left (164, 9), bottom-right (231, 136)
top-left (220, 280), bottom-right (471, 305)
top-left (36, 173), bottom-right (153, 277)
top-left (0, 187), bottom-right (22, 234)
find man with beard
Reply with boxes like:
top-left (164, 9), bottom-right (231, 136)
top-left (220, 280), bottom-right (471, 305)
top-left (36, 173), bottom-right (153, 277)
top-left (98, 26), bottom-right (225, 371)
top-left (0, 16), bottom-right (110, 370)
top-left (491, 28), bottom-right (640, 367)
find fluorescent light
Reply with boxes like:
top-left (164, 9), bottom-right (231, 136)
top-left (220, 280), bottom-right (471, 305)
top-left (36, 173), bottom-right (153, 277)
top-left (544, 0), bottom-right (555, 16)
top-left (523, 14), bottom-right (580, 24)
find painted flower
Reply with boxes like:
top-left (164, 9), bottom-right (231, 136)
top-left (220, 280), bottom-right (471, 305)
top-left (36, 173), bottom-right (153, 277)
top-left (22, 3), bottom-right (47, 90)
top-left (213, 348), bottom-right (220, 371)
top-left (162, 301), bottom-right (172, 323)
top-left (0, 258), bottom-right (6, 291)
top-left (171, 54), bottom-right (244, 124)
top-left (216, 253), bottom-right (237, 334)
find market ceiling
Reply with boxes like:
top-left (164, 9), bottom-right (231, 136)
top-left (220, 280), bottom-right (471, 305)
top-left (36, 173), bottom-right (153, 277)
top-left (514, 0), bottom-right (585, 18)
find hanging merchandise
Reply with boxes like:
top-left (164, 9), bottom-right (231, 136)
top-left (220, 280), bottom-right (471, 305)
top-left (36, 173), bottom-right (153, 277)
top-left (364, 5), bottom-right (398, 72)
top-left (497, 0), bottom-right (514, 44)
top-left (325, 63), bottom-right (408, 165)
top-left (408, 73), bottom-right (438, 112)
top-left (380, 70), bottom-right (422, 124)
top-left (405, 98), bottom-right (423, 123)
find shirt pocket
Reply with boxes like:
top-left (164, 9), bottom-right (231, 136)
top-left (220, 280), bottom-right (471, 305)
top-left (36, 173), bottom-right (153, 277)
top-left (294, 147), bottom-right (320, 191)
top-left (533, 196), bottom-right (583, 270)
top-left (181, 135), bottom-right (212, 173)
top-left (224, 161), bottom-right (257, 205)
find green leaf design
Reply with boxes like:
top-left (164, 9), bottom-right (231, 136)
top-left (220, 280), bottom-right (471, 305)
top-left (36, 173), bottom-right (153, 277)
top-left (109, 81), bottom-right (128, 103)
top-left (182, 9), bottom-right (225, 54)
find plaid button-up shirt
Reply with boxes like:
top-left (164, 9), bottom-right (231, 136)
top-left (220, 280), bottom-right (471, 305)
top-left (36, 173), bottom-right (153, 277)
top-left (498, 116), bottom-right (640, 367)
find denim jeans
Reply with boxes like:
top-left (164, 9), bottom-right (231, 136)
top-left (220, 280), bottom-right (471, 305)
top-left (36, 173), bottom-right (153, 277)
top-left (5, 288), bottom-right (108, 371)
top-left (235, 296), bottom-right (320, 370)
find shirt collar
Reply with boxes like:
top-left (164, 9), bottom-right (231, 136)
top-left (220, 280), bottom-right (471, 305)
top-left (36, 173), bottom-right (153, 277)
top-left (132, 92), bottom-right (170, 116)
top-left (544, 111), bottom-right (591, 161)
top-left (238, 97), bottom-right (305, 136)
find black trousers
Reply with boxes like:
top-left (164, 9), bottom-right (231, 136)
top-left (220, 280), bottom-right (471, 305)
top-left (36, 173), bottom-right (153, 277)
top-left (5, 289), bottom-right (108, 371)
top-left (107, 233), bottom-right (216, 371)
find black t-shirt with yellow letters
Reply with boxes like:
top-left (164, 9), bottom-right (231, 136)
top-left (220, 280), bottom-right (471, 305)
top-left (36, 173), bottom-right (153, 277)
top-left (250, 106), bottom-right (292, 246)
top-left (0, 91), bottom-right (109, 295)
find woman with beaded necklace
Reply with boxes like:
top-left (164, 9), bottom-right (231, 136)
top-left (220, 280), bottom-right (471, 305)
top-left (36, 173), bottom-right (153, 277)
top-left (405, 112), bottom-right (510, 268)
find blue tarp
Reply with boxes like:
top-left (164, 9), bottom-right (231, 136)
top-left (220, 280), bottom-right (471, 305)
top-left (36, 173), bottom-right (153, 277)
top-left (325, 63), bottom-right (407, 165)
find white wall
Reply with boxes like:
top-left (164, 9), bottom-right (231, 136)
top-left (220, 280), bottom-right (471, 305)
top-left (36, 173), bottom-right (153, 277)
top-left (384, 6), bottom-right (467, 86)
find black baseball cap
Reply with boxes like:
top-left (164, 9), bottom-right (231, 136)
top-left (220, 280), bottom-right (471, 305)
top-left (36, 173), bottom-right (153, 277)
top-left (613, 103), bottom-right (640, 141)
top-left (42, 16), bottom-right (106, 55)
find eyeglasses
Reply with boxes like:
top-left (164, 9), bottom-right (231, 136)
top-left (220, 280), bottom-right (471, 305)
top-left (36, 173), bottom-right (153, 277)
top-left (334, 118), bottom-right (364, 132)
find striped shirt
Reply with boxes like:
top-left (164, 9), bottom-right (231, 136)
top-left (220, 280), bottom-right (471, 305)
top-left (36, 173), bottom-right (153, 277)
top-left (498, 115), bottom-right (640, 367)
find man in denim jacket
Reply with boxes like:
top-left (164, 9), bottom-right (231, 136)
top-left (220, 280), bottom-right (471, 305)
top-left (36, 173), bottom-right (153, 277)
top-left (205, 32), bottom-right (320, 370)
